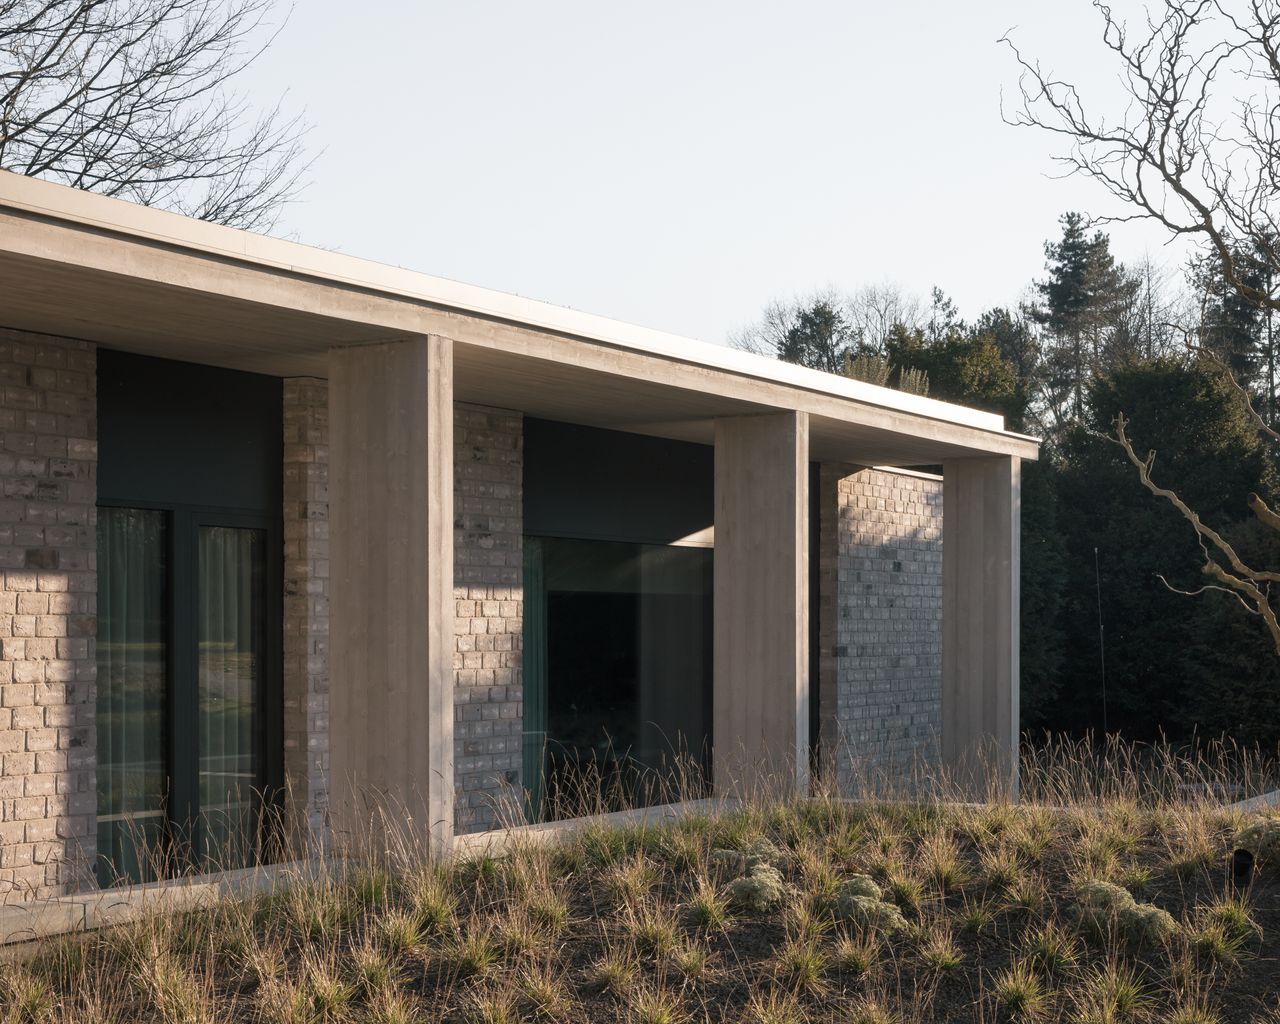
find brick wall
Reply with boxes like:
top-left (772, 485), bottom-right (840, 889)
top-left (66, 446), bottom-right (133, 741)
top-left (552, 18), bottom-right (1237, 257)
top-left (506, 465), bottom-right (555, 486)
top-left (453, 404), bottom-right (523, 834)
top-left (0, 329), bottom-right (97, 903)
top-left (282, 379), bottom-right (330, 843)
top-left (818, 465), bottom-right (943, 794)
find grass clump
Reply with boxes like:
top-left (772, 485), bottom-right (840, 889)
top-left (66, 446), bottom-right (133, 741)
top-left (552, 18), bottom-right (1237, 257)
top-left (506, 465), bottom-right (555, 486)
top-left (585, 951), bottom-right (635, 997)
top-left (0, 968), bottom-right (55, 1024)
top-left (685, 875), bottom-right (729, 931)
top-left (917, 927), bottom-right (964, 974)
top-left (774, 936), bottom-right (828, 994)
top-left (441, 927), bottom-right (501, 980)
top-left (919, 834), bottom-right (969, 894)
top-left (833, 932), bottom-right (880, 976)
top-left (1024, 921), bottom-right (1081, 975)
top-left (1070, 962), bottom-right (1149, 1023)
top-left (993, 960), bottom-right (1048, 1020)
top-left (629, 985), bottom-right (687, 1024)
top-left (744, 989), bottom-right (805, 1024)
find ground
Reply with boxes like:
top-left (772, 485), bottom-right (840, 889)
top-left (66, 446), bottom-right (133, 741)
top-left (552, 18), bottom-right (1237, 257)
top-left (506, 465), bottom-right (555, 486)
top-left (3, 775), bottom-right (1280, 1024)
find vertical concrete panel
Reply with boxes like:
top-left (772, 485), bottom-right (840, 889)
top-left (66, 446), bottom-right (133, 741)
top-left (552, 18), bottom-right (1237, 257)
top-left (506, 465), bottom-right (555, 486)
top-left (282, 378), bottom-right (329, 844)
top-left (942, 456), bottom-right (1020, 797)
top-left (713, 412), bottom-right (808, 797)
top-left (328, 338), bottom-right (454, 856)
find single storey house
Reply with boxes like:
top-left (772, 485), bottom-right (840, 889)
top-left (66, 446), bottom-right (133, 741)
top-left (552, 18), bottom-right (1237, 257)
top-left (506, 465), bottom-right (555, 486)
top-left (0, 170), bottom-right (1038, 900)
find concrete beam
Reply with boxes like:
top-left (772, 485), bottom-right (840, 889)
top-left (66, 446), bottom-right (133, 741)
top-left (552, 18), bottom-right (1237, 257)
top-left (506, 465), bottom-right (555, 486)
top-left (328, 337), bottom-right (454, 856)
top-left (942, 456), bottom-right (1020, 798)
top-left (713, 412), bottom-right (810, 798)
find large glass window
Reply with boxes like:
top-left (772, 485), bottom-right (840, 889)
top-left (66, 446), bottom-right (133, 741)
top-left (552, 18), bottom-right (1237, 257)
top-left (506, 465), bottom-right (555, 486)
top-left (198, 526), bottom-right (266, 871)
top-left (95, 514), bottom-right (271, 884)
top-left (523, 537), bottom-right (712, 820)
top-left (96, 508), bottom-right (169, 886)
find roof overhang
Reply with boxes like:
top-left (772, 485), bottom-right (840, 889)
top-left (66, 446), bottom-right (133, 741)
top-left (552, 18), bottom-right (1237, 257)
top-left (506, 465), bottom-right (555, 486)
top-left (0, 171), bottom-right (1039, 464)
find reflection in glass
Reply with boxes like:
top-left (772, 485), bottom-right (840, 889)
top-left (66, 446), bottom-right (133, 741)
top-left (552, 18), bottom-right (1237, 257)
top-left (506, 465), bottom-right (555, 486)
top-left (96, 508), bottom-right (168, 886)
top-left (198, 526), bottom-right (264, 870)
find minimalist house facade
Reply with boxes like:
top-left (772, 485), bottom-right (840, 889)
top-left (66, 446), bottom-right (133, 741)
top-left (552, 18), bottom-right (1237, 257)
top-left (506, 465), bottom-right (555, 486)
top-left (0, 171), bottom-right (1038, 901)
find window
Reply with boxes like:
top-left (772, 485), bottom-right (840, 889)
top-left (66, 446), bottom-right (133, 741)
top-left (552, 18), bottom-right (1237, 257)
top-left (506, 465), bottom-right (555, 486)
top-left (523, 537), bottom-right (713, 820)
top-left (96, 513), bottom-right (274, 884)
top-left (96, 350), bottom-right (282, 886)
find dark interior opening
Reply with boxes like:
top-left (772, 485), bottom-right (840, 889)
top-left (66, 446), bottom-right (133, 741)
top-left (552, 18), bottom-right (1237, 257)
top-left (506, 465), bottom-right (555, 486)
top-left (525, 537), bottom-right (713, 820)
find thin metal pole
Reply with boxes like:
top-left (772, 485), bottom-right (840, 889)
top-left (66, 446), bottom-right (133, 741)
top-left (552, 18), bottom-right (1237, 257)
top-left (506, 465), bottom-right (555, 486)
top-left (1094, 546), bottom-right (1108, 735)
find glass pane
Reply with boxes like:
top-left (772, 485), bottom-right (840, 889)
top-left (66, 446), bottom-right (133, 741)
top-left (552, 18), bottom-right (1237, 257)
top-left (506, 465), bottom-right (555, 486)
top-left (198, 526), bottom-right (265, 871)
top-left (96, 508), bottom-right (168, 886)
top-left (530, 537), bottom-right (712, 820)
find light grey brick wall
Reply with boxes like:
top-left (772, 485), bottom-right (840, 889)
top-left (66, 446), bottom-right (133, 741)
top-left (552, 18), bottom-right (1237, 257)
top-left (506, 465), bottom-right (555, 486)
top-left (0, 329), bottom-right (97, 903)
top-left (282, 378), bottom-right (329, 842)
top-left (818, 465), bottom-right (942, 794)
top-left (453, 404), bottom-right (523, 834)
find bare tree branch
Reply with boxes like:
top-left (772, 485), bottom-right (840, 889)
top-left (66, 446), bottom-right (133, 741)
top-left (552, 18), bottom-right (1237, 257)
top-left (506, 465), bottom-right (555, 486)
top-left (0, 0), bottom-right (311, 230)
top-left (1007, 1), bottom-right (1280, 652)
top-left (1113, 410), bottom-right (1280, 651)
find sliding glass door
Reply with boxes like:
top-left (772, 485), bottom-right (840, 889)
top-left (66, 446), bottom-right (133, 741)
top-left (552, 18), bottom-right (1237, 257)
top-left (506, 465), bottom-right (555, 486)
top-left (96, 512), bottom-right (273, 885)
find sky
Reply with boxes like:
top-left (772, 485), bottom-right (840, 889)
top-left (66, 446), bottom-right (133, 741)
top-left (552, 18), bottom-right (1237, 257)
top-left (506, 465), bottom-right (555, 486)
top-left (240, 1), bottom-right (1185, 347)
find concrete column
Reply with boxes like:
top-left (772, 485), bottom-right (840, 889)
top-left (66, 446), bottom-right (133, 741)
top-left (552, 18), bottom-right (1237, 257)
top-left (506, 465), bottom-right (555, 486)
top-left (942, 455), bottom-right (1020, 798)
top-left (328, 337), bottom-right (454, 857)
top-left (713, 412), bottom-right (809, 798)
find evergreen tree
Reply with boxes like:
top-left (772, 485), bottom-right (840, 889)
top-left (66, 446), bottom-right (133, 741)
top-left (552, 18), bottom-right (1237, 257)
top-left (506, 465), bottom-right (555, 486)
top-left (776, 300), bottom-right (855, 374)
top-left (971, 307), bottom-right (1043, 434)
top-left (1052, 359), bottom-right (1276, 738)
top-left (1188, 237), bottom-right (1280, 424)
top-left (1031, 213), bottom-right (1138, 427)
top-left (1189, 245), bottom-right (1264, 388)
top-left (884, 322), bottom-right (1024, 426)
top-left (925, 286), bottom-right (962, 343)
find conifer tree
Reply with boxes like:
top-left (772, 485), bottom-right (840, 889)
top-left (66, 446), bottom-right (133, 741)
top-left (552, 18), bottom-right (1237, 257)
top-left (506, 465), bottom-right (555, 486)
top-left (1031, 213), bottom-right (1138, 428)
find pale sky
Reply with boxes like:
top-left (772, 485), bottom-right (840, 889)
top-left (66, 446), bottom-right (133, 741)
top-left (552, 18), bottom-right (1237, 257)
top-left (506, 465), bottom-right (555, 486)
top-left (242, 1), bottom-right (1183, 346)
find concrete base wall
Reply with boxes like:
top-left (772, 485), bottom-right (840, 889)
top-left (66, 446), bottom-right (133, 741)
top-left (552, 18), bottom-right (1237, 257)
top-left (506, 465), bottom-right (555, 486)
top-left (819, 465), bottom-right (943, 793)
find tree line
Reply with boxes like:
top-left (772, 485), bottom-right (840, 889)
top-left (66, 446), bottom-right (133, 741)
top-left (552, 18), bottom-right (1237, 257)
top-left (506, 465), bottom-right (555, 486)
top-left (734, 212), bottom-right (1280, 746)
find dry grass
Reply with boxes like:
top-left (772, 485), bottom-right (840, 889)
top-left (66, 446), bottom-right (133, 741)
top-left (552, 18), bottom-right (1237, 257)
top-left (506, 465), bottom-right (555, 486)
top-left (2, 738), bottom-right (1280, 1022)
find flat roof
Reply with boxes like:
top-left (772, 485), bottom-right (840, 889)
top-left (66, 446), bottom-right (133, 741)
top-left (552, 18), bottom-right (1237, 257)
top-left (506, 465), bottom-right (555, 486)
top-left (0, 170), bottom-right (1032, 445)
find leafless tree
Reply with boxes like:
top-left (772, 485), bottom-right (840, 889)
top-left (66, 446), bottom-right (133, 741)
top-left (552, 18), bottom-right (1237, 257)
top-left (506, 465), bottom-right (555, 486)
top-left (1004, 0), bottom-right (1280, 650)
top-left (846, 282), bottom-right (923, 353)
top-left (1114, 254), bottom-right (1187, 363)
top-left (1, 0), bottom-right (309, 230)
top-left (729, 282), bottom-right (923, 359)
top-left (728, 294), bottom-right (812, 358)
